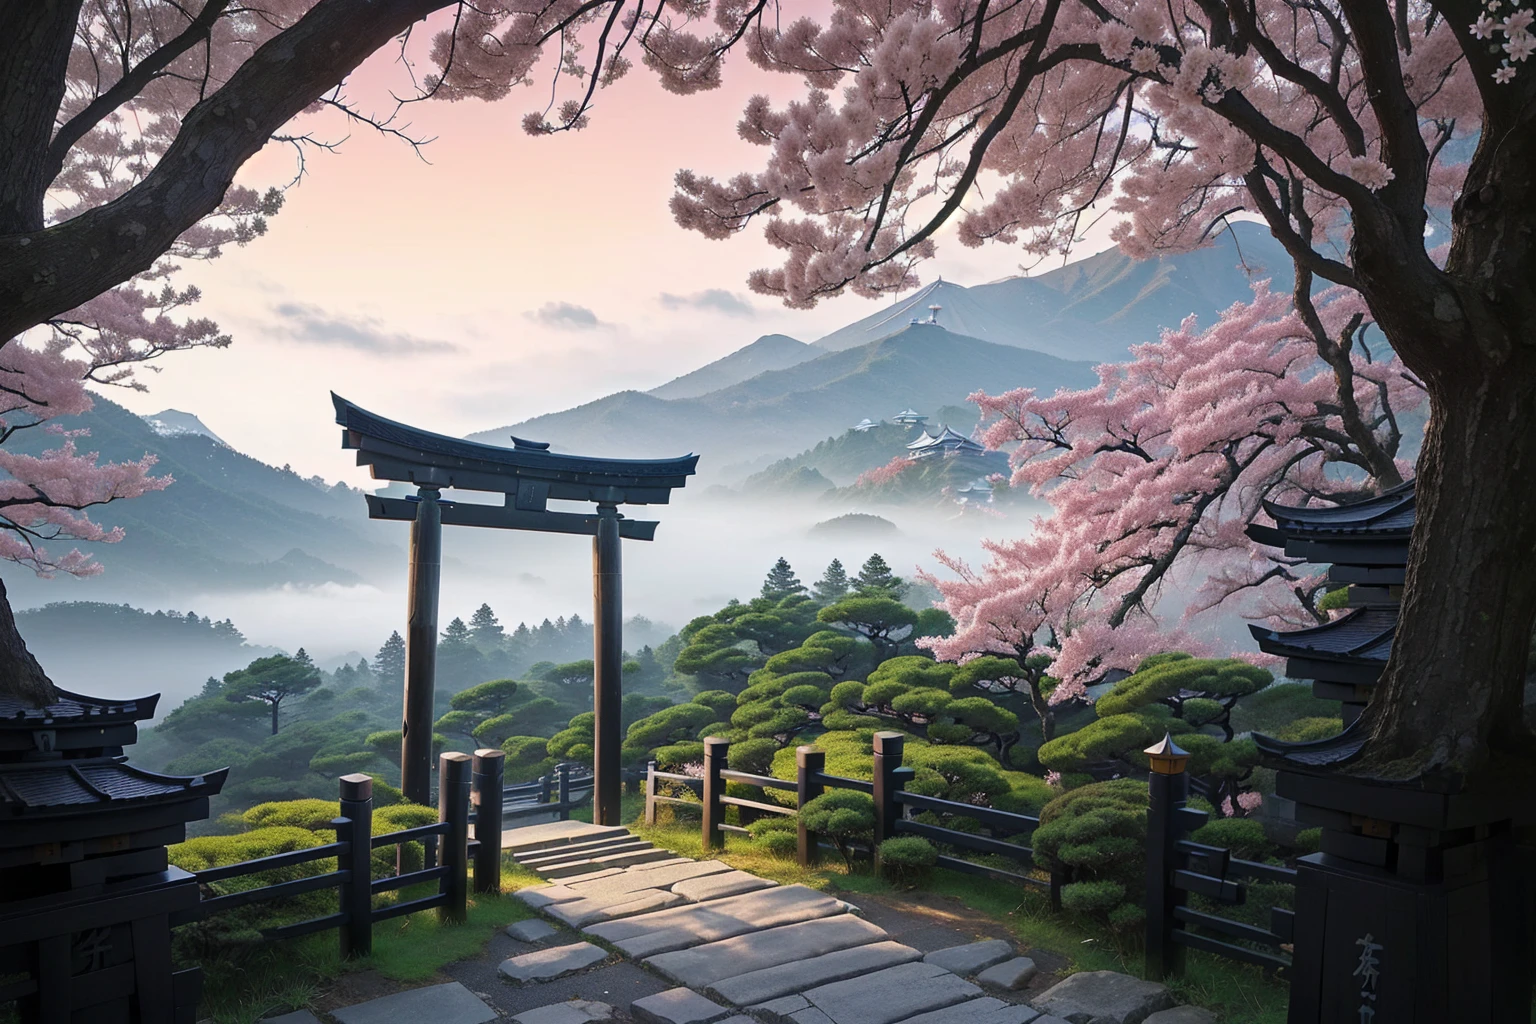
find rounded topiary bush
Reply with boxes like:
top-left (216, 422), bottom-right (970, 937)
top-left (800, 790), bottom-right (875, 871)
top-left (748, 815), bottom-right (800, 858)
top-left (241, 798), bottom-right (339, 832)
top-left (1032, 779), bottom-right (1148, 935)
top-left (169, 826), bottom-right (332, 957)
top-left (1292, 827), bottom-right (1322, 855)
top-left (877, 836), bottom-right (937, 888)
top-left (1191, 816), bottom-right (1273, 861)
top-left (728, 737), bottom-right (779, 776)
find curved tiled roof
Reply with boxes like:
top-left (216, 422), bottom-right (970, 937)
top-left (0, 688), bottom-right (158, 729)
top-left (0, 758), bottom-right (227, 817)
top-left (1260, 480), bottom-right (1415, 539)
top-left (1247, 606), bottom-right (1397, 664)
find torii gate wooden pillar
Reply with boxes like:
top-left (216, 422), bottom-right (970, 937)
top-left (334, 394), bottom-right (696, 825)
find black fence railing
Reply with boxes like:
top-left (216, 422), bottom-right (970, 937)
top-left (646, 731), bottom-right (1064, 907)
top-left (172, 750), bottom-right (506, 958)
top-left (1145, 752), bottom-right (1296, 983)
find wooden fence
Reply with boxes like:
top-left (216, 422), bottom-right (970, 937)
top-left (646, 731), bottom-right (1065, 907)
top-left (171, 750), bottom-right (596, 958)
top-left (1144, 750), bottom-right (1296, 982)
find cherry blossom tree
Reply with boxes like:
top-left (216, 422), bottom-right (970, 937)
top-left (664, 1), bottom-right (1535, 782)
top-left (4, 1), bottom-right (1535, 785)
top-left (923, 282), bottom-right (1423, 704)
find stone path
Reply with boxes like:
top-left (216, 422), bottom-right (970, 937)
top-left (269, 821), bottom-right (1210, 1024)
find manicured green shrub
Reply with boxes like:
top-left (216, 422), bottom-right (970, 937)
top-left (1292, 827), bottom-right (1322, 855)
top-left (877, 836), bottom-right (937, 888)
top-left (1032, 779), bottom-right (1148, 935)
top-left (652, 741), bottom-right (705, 770)
top-left (799, 790), bottom-right (875, 871)
top-left (169, 826), bottom-right (332, 957)
top-left (240, 799), bottom-right (339, 832)
top-left (1190, 817), bottom-right (1273, 860)
top-left (746, 814), bottom-right (800, 859)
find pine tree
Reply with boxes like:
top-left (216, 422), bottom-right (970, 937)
top-left (854, 553), bottom-right (906, 599)
top-left (442, 617), bottom-right (471, 646)
top-left (469, 603), bottom-right (504, 646)
top-left (762, 557), bottom-right (807, 600)
top-left (375, 631), bottom-right (406, 690)
top-left (813, 559), bottom-right (851, 603)
top-left (294, 647), bottom-right (314, 666)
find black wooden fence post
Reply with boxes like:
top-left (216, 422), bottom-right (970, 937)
top-left (539, 769), bottom-right (552, 806)
top-left (644, 760), bottom-right (658, 826)
top-left (472, 748), bottom-right (504, 895)
top-left (702, 737), bottom-right (730, 851)
top-left (872, 731), bottom-right (908, 866)
top-left (556, 763), bottom-right (571, 820)
top-left (337, 773), bottom-right (374, 958)
top-left (796, 746), bottom-right (825, 867)
top-left (1144, 733), bottom-right (1191, 981)
top-left (438, 752), bottom-right (472, 924)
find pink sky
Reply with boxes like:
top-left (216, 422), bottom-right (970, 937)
top-left (104, 18), bottom-right (1107, 484)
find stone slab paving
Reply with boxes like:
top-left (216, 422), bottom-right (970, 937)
top-left (509, 919), bottom-right (562, 943)
top-left (544, 847), bottom-right (677, 877)
top-left (501, 942), bottom-right (613, 983)
top-left (977, 958), bottom-right (1037, 992)
top-left (922, 940), bottom-right (1015, 977)
top-left (1028, 972), bottom-right (1174, 1024)
top-left (750, 994), bottom-right (811, 1021)
top-left (503, 821), bottom-right (630, 855)
top-left (548, 888), bottom-right (689, 928)
top-left (647, 914), bottom-right (890, 990)
top-left (789, 1008), bottom-right (836, 1024)
top-left (708, 940), bottom-right (923, 1007)
top-left (516, 834), bottom-right (651, 862)
top-left (565, 859), bottom-right (735, 900)
top-left (799, 962), bottom-right (983, 1024)
top-left (450, 954), bottom-right (675, 1020)
top-left (670, 870), bottom-right (775, 903)
top-left (332, 982), bottom-right (498, 1024)
top-left (890, 996), bottom-right (1042, 1024)
top-left (522, 840), bottom-right (658, 870)
top-left (513, 999), bottom-right (615, 1024)
top-left (632, 987), bottom-right (734, 1024)
top-left (586, 885), bottom-right (851, 958)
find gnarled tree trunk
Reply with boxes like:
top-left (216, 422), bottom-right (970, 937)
top-left (0, 577), bottom-right (56, 707)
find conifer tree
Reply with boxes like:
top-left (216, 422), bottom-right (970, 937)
top-left (294, 647), bottom-right (314, 666)
top-left (375, 631), bottom-right (406, 691)
top-left (442, 617), bottom-right (471, 645)
top-left (762, 557), bottom-right (808, 600)
top-left (855, 554), bottom-right (906, 599)
top-left (813, 559), bottom-right (851, 603)
top-left (470, 603), bottom-right (504, 646)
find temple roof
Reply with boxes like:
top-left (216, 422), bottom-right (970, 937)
top-left (894, 408), bottom-right (927, 420)
top-left (0, 759), bottom-right (228, 820)
top-left (334, 394), bottom-right (697, 504)
top-left (0, 688), bottom-right (158, 730)
top-left (1248, 606), bottom-right (1396, 665)
top-left (908, 425), bottom-right (986, 453)
top-left (1259, 480), bottom-right (1415, 540)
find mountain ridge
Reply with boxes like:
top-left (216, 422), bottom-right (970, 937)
top-left (648, 333), bottom-right (814, 400)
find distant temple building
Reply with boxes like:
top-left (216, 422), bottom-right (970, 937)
top-left (893, 408), bottom-right (929, 428)
top-left (906, 425), bottom-right (988, 459)
top-left (956, 479), bottom-right (994, 504)
top-left (851, 418), bottom-right (878, 432)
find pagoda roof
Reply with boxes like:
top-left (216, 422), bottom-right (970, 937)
top-left (906, 430), bottom-right (941, 450)
top-left (0, 688), bottom-right (158, 730)
top-left (334, 394), bottom-right (697, 505)
top-left (908, 425), bottom-right (986, 453)
top-left (1248, 606), bottom-right (1396, 678)
top-left (894, 408), bottom-right (926, 419)
top-left (1259, 480), bottom-right (1416, 540)
top-left (0, 758), bottom-right (227, 820)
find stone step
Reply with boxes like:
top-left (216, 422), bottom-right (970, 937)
top-left (501, 821), bottom-right (631, 856)
top-left (515, 834), bottom-right (651, 864)
top-left (540, 847), bottom-right (676, 878)
top-left (890, 998), bottom-right (1042, 1024)
top-left (512, 1000), bottom-right (614, 1024)
top-left (670, 870), bottom-right (776, 903)
top-left (565, 859), bottom-right (735, 900)
top-left (520, 839), bottom-right (657, 870)
top-left (331, 982), bottom-right (498, 1024)
top-left (711, 941), bottom-right (922, 1007)
top-left (921, 941), bottom-right (1014, 977)
top-left (558, 859), bottom-right (693, 885)
top-left (546, 888), bottom-right (690, 928)
top-left (647, 914), bottom-right (890, 990)
top-left (631, 988), bottom-right (734, 1024)
top-left (498, 942), bottom-right (611, 983)
top-left (799, 962), bottom-right (982, 1024)
top-left (585, 885), bottom-right (850, 959)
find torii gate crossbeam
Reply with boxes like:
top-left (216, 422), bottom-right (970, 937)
top-left (333, 394), bottom-right (696, 826)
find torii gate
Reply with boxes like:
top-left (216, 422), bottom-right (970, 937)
top-left (333, 394), bottom-right (696, 825)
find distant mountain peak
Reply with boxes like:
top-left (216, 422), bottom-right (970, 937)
top-left (142, 409), bottom-right (228, 447)
top-left (647, 333), bottom-right (815, 401)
